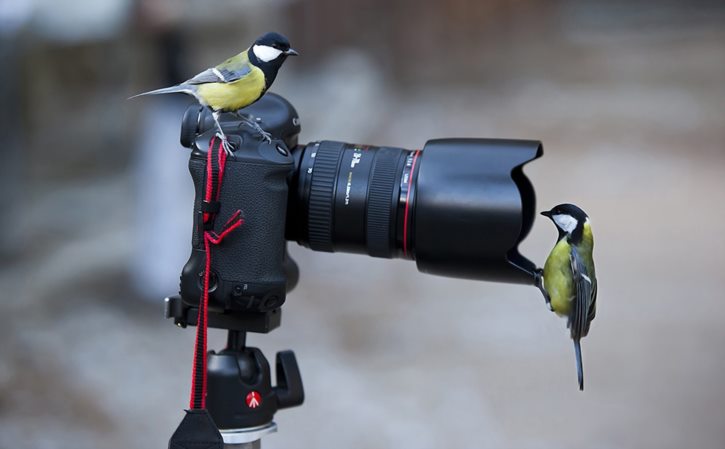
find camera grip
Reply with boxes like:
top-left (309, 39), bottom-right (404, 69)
top-left (181, 144), bottom-right (294, 314)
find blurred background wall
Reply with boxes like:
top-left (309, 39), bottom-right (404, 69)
top-left (1, 0), bottom-right (724, 448)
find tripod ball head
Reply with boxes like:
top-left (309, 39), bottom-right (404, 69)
top-left (207, 346), bottom-right (304, 430)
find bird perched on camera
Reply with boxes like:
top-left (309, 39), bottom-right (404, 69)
top-left (537, 203), bottom-right (597, 391)
top-left (131, 31), bottom-right (298, 153)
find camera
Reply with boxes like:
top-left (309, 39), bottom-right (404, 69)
top-left (165, 93), bottom-right (544, 439)
top-left (173, 93), bottom-right (542, 329)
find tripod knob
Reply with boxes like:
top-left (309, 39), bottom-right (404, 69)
top-left (274, 350), bottom-right (304, 409)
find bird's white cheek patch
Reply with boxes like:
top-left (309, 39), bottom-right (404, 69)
top-left (253, 45), bottom-right (283, 62)
top-left (553, 214), bottom-right (578, 233)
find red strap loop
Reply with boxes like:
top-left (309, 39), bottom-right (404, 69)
top-left (190, 137), bottom-right (244, 409)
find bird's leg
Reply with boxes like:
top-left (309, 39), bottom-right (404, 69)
top-left (534, 268), bottom-right (553, 311)
top-left (211, 111), bottom-right (234, 155)
top-left (235, 112), bottom-right (272, 143)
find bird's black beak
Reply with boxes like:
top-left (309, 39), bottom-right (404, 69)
top-left (285, 48), bottom-right (299, 56)
top-left (540, 210), bottom-right (552, 218)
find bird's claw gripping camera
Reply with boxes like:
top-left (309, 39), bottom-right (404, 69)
top-left (167, 93), bottom-right (542, 446)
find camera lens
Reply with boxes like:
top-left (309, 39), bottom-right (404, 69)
top-left (287, 138), bottom-right (543, 284)
top-left (288, 141), bottom-right (420, 259)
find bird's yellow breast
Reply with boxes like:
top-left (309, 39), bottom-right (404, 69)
top-left (544, 238), bottom-right (574, 316)
top-left (196, 66), bottom-right (266, 112)
top-left (544, 222), bottom-right (595, 317)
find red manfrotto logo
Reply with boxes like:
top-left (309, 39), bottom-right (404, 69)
top-left (246, 391), bottom-right (262, 408)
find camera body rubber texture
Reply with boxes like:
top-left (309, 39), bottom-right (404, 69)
top-left (180, 138), bottom-right (295, 315)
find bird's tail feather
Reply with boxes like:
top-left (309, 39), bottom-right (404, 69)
top-left (128, 84), bottom-right (192, 99)
top-left (574, 339), bottom-right (584, 391)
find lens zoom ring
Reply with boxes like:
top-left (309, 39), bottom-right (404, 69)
top-left (307, 141), bottom-right (344, 251)
top-left (366, 148), bottom-right (398, 257)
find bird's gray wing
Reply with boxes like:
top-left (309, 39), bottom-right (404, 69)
top-left (569, 247), bottom-right (594, 340)
top-left (185, 65), bottom-right (251, 85)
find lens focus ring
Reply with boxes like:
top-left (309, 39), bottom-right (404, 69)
top-left (366, 148), bottom-right (399, 257)
top-left (307, 141), bottom-right (345, 251)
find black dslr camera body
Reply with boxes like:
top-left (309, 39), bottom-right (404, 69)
top-left (166, 93), bottom-right (543, 437)
top-left (176, 93), bottom-right (543, 329)
top-left (179, 99), bottom-right (298, 323)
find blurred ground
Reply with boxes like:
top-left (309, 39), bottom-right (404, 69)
top-left (1, 1), bottom-right (725, 449)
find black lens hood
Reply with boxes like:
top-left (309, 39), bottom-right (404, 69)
top-left (413, 138), bottom-right (542, 284)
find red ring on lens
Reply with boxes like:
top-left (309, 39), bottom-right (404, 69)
top-left (403, 150), bottom-right (421, 257)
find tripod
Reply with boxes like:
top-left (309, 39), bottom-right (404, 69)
top-left (166, 296), bottom-right (304, 448)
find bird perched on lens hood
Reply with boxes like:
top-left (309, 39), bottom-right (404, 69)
top-left (131, 31), bottom-right (298, 153)
top-left (537, 203), bottom-right (597, 391)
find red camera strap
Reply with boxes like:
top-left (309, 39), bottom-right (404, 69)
top-left (190, 137), bottom-right (244, 409)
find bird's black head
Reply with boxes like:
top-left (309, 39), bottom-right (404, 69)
top-left (250, 32), bottom-right (298, 64)
top-left (255, 32), bottom-right (292, 50)
top-left (248, 32), bottom-right (298, 87)
top-left (541, 203), bottom-right (589, 242)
